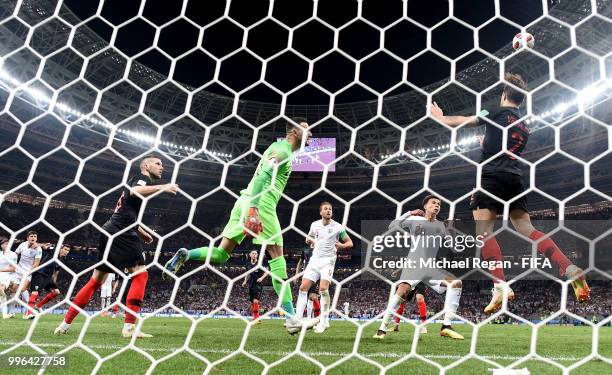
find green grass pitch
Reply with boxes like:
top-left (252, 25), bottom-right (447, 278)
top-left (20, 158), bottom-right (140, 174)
top-left (0, 316), bottom-right (610, 374)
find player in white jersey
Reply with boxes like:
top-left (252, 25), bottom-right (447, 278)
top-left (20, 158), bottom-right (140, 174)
top-left (293, 202), bottom-right (353, 334)
top-left (100, 273), bottom-right (117, 317)
top-left (343, 301), bottom-right (350, 317)
top-left (0, 239), bottom-right (18, 319)
top-left (11, 231), bottom-right (43, 313)
top-left (374, 196), bottom-right (464, 340)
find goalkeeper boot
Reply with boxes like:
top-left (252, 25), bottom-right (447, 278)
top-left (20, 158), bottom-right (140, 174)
top-left (565, 265), bottom-right (590, 304)
top-left (484, 282), bottom-right (515, 314)
top-left (440, 325), bottom-right (464, 340)
top-left (392, 322), bottom-right (400, 332)
top-left (419, 325), bottom-right (428, 335)
top-left (163, 248), bottom-right (189, 280)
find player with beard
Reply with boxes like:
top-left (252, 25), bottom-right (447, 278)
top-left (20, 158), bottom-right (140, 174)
top-left (55, 155), bottom-right (178, 338)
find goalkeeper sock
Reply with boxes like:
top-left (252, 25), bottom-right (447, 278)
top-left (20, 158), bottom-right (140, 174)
top-left (188, 247), bottom-right (230, 264)
top-left (380, 294), bottom-right (404, 332)
top-left (529, 230), bottom-right (572, 276)
top-left (268, 256), bottom-right (294, 316)
top-left (443, 284), bottom-right (462, 326)
top-left (295, 290), bottom-right (308, 320)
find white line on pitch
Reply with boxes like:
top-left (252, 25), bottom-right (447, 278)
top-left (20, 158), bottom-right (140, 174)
top-left (0, 342), bottom-right (582, 362)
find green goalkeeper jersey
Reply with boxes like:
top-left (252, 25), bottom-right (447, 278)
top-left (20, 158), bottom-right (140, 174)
top-left (241, 139), bottom-right (293, 207)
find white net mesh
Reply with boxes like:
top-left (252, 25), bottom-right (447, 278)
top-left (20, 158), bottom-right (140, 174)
top-left (0, 0), bottom-right (611, 373)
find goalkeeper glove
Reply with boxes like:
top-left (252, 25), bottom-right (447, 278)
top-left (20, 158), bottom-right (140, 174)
top-left (244, 207), bottom-right (263, 237)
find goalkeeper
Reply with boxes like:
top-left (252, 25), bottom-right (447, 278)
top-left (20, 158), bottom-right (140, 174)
top-left (165, 118), bottom-right (311, 324)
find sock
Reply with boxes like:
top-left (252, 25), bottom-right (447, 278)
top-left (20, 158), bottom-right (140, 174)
top-left (295, 291), bottom-right (308, 320)
top-left (0, 290), bottom-right (6, 316)
top-left (37, 291), bottom-right (59, 309)
top-left (113, 303), bottom-right (119, 315)
top-left (8, 296), bottom-right (15, 313)
top-left (482, 236), bottom-right (506, 282)
top-left (268, 256), bottom-right (294, 316)
top-left (418, 299), bottom-right (427, 323)
top-left (252, 301), bottom-right (260, 319)
top-left (27, 293), bottom-right (38, 313)
top-left (188, 247), bottom-right (230, 264)
top-left (394, 303), bottom-right (405, 324)
top-left (125, 271), bottom-right (148, 324)
top-left (21, 290), bottom-right (29, 304)
top-left (101, 296), bottom-right (107, 310)
top-left (443, 286), bottom-right (462, 326)
top-left (379, 294), bottom-right (404, 332)
top-left (320, 290), bottom-right (330, 324)
top-left (313, 298), bottom-right (320, 318)
top-left (65, 278), bottom-right (103, 324)
top-left (530, 230), bottom-right (572, 276)
top-left (306, 299), bottom-right (313, 318)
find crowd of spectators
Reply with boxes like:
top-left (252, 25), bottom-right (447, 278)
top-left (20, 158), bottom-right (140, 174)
top-left (1, 198), bottom-right (610, 325)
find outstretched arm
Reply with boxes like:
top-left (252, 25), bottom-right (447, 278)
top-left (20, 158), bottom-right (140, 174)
top-left (430, 101), bottom-right (480, 127)
top-left (131, 183), bottom-right (178, 197)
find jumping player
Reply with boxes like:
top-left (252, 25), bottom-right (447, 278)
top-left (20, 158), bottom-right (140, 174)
top-left (431, 72), bottom-right (589, 313)
top-left (24, 244), bottom-right (70, 318)
top-left (374, 196), bottom-right (464, 340)
top-left (54, 155), bottom-right (178, 338)
top-left (294, 201), bottom-right (353, 334)
top-left (241, 250), bottom-right (268, 322)
top-left (164, 118), bottom-right (314, 333)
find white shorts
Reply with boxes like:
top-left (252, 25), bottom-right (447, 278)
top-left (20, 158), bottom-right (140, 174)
top-left (100, 288), bottom-right (112, 298)
top-left (0, 272), bottom-right (12, 288)
top-left (303, 256), bottom-right (336, 283)
top-left (10, 272), bottom-right (31, 285)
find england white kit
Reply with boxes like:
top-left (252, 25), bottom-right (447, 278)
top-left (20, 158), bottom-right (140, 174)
top-left (304, 219), bottom-right (348, 282)
top-left (101, 273), bottom-right (116, 298)
top-left (0, 250), bottom-right (18, 288)
top-left (12, 242), bottom-right (42, 284)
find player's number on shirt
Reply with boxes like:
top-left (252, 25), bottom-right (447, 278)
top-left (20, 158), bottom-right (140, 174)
top-left (508, 132), bottom-right (525, 160)
top-left (114, 191), bottom-right (125, 213)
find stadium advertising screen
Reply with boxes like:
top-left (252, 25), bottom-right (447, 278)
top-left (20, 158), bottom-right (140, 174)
top-left (280, 137), bottom-right (336, 172)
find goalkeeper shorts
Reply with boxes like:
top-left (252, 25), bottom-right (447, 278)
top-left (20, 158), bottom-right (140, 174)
top-left (221, 196), bottom-right (283, 246)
